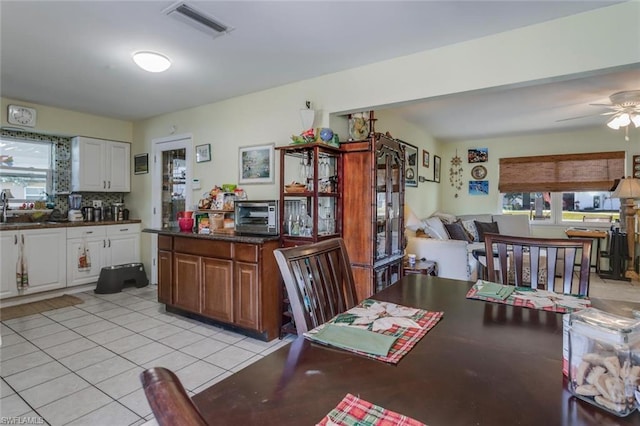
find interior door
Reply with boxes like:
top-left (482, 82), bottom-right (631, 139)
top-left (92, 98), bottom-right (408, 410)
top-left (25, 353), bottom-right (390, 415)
top-left (151, 135), bottom-right (193, 285)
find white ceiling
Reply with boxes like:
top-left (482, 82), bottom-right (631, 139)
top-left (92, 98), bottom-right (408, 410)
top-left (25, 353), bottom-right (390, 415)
top-left (1, 1), bottom-right (638, 141)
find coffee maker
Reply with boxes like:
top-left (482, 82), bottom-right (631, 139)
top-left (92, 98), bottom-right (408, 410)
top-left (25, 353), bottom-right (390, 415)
top-left (68, 193), bottom-right (83, 221)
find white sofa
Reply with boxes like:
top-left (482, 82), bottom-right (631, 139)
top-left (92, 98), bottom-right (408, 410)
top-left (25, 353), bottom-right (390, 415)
top-left (405, 213), bottom-right (531, 281)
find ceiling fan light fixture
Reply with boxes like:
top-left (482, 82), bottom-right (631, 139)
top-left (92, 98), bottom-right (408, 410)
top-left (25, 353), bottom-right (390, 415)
top-left (631, 114), bottom-right (640, 128)
top-left (618, 113), bottom-right (631, 127)
top-left (132, 51), bottom-right (171, 73)
top-left (607, 115), bottom-right (622, 130)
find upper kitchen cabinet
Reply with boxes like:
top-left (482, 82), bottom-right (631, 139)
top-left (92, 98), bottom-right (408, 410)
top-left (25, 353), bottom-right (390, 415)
top-left (71, 136), bottom-right (131, 192)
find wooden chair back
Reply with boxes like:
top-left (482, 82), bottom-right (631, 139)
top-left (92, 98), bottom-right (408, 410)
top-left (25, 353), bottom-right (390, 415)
top-left (140, 367), bottom-right (208, 426)
top-left (483, 233), bottom-right (592, 296)
top-left (274, 238), bottom-right (359, 335)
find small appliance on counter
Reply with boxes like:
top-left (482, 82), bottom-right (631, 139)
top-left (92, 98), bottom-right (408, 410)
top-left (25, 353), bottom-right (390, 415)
top-left (234, 200), bottom-right (278, 235)
top-left (68, 193), bottom-right (83, 222)
top-left (112, 202), bottom-right (125, 221)
top-left (82, 206), bottom-right (94, 222)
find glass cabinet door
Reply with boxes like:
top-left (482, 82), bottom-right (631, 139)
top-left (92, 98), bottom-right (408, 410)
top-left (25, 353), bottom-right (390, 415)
top-left (375, 142), bottom-right (404, 261)
top-left (161, 150), bottom-right (186, 228)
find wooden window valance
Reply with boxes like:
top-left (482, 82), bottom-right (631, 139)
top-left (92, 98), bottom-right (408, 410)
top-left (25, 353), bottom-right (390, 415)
top-left (499, 151), bottom-right (625, 193)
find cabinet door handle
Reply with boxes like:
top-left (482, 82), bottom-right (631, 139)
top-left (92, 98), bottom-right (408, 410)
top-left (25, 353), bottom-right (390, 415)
top-left (103, 181), bottom-right (106, 189)
top-left (103, 240), bottom-right (106, 248)
top-left (86, 231), bottom-right (93, 235)
top-left (119, 228), bottom-right (128, 232)
top-left (108, 181), bottom-right (111, 189)
top-left (14, 235), bottom-right (17, 244)
top-left (108, 239), bottom-right (111, 247)
top-left (21, 234), bottom-right (24, 244)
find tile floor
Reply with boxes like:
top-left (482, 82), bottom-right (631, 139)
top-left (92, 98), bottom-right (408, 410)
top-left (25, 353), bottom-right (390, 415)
top-left (0, 285), bottom-right (294, 426)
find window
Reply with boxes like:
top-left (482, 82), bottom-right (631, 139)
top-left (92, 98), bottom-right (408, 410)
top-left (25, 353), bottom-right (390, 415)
top-left (0, 138), bottom-right (53, 206)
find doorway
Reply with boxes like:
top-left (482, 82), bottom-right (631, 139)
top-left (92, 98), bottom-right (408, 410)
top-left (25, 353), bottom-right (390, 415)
top-left (150, 134), bottom-right (193, 284)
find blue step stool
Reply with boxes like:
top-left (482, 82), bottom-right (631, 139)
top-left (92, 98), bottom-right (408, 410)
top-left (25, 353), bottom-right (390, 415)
top-left (95, 263), bottom-right (149, 294)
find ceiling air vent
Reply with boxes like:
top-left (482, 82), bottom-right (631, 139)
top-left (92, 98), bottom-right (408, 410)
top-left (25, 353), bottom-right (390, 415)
top-left (163, 2), bottom-right (234, 38)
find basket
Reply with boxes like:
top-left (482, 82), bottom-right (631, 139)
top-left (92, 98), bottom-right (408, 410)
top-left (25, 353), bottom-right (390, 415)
top-left (285, 184), bottom-right (306, 193)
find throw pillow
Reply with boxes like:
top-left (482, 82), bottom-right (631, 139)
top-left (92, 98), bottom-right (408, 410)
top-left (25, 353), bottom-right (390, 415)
top-left (430, 211), bottom-right (457, 224)
top-left (462, 220), bottom-right (479, 242)
top-left (444, 221), bottom-right (472, 242)
top-left (423, 217), bottom-right (450, 240)
top-left (474, 221), bottom-right (500, 242)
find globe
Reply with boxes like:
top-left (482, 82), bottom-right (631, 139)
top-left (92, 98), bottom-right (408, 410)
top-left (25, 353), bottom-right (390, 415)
top-left (319, 128), bottom-right (334, 142)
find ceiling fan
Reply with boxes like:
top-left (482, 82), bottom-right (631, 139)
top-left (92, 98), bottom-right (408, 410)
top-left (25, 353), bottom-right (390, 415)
top-left (560, 90), bottom-right (640, 141)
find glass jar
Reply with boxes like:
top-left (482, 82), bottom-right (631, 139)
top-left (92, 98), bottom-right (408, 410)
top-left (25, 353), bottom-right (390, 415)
top-left (568, 308), bottom-right (640, 417)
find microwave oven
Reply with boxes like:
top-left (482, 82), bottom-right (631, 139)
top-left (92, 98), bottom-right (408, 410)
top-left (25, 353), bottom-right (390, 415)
top-left (234, 201), bottom-right (279, 236)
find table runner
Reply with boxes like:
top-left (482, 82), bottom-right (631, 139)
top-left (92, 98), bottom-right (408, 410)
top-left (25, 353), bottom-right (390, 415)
top-left (466, 280), bottom-right (591, 313)
top-left (317, 393), bottom-right (426, 426)
top-left (304, 299), bottom-right (443, 364)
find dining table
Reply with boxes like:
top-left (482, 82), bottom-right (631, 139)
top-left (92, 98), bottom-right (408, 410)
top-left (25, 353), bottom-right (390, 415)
top-left (191, 275), bottom-right (640, 425)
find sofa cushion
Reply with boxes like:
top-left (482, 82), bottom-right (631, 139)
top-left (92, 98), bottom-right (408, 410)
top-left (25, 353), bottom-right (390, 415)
top-left (475, 220), bottom-right (499, 242)
top-left (429, 211), bottom-right (457, 224)
top-left (423, 217), bottom-right (449, 240)
top-left (461, 220), bottom-right (480, 242)
top-left (445, 221), bottom-right (472, 242)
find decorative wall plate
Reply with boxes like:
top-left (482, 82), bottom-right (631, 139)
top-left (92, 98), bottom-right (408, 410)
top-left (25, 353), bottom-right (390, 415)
top-left (471, 165), bottom-right (487, 180)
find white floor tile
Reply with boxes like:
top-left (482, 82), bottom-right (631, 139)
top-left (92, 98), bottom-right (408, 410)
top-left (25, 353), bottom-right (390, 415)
top-left (65, 400), bottom-right (142, 426)
top-left (139, 323), bottom-right (183, 340)
top-left (4, 361), bottom-right (69, 392)
top-left (43, 306), bottom-right (87, 322)
top-left (29, 329), bottom-right (82, 349)
top-left (78, 301), bottom-right (120, 314)
top-left (0, 341), bottom-right (39, 360)
top-left (0, 350), bottom-right (53, 376)
top-left (158, 330), bottom-right (205, 349)
top-left (126, 300), bottom-right (160, 311)
top-left (234, 336), bottom-right (283, 354)
top-left (140, 417), bottom-right (159, 426)
top-left (179, 337), bottom-right (227, 359)
top-left (37, 386), bottom-right (111, 426)
top-left (95, 366), bottom-right (144, 400)
top-left (76, 355), bottom-right (136, 384)
top-left (143, 350), bottom-right (198, 372)
top-left (43, 337), bottom-right (97, 360)
top-left (1, 378), bottom-right (15, 397)
top-left (73, 319), bottom-right (118, 336)
top-left (192, 370), bottom-right (233, 394)
top-left (122, 318), bottom-right (166, 333)
top-left (210, 329), bottom-right (246, 344)
top-left (87, 325), bottom-right (135, 345)
top-left (59, 346), bottom-right (115, 371)
top-left (121, 342), bottom-right (175, 365)
top-left (175, 360), bottom-right (225, 392)
top-left (0, 332), bottom-right (26, 347)
top-left (204, 345), bottom-right (255, 370)
top-left (95, 306), bottom-right (134, 320)
top-left (189, 323), bottom-right (224, 337)
top-left (103, 333), bottom-right (153, 354)
top-left (0, 323), bottom-right (16, 337)
top-left (58, 313), bottom-right (103, 329)
top-left (20, 372), bottom-right (91, 408)
top-left (118, 388), bottom-right (152, 418)
top-left (4, 313), bottom-right (52, 329)
top-left (109, 312), bottom-right (149, 326)
top-left (0, 394), bottom-right (32, 417)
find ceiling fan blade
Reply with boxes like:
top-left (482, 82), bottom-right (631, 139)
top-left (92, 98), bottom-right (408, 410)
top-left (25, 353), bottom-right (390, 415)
top-left (589, 103), bottom-right (615, 107)
top-left (556, 114), bottom-right (600, 122)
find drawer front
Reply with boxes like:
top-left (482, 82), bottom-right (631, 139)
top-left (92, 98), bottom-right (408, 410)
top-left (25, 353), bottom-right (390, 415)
top-left (174, 237), bottom-right (232, 259)
top-left (235, 243), bottom-right (258, 263)
top-left (67, 226), bottom-right (106, 239)
top-left (158, 235), bottom-right (172, 251)
top-left (106, 223), bottom-right (140, 236)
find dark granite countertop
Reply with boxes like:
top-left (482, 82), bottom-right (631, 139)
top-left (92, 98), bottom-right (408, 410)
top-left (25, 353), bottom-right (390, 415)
top-left (143, 227), bottom-right (280, 244)
top-left (0, 219), bottom-right (142, 231)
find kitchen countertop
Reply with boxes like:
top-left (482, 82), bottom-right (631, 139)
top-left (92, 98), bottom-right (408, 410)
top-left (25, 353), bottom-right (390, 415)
top-left (143, 227), bottom-right (280, 244)
top-left (0, 219), bottom-right (142, 231)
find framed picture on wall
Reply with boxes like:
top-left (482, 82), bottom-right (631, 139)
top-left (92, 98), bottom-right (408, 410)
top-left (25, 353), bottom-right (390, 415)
top-left (422, 150), bottom-right (430, 167)
top-left (134, 153), bottom-right (148, 175)
top-left (433, 155), bottom-right (441, 183)
top-left (401, 141), bottom-right (418, 187)
top-left (196, 144), bottom-right (211, 163)
top-left (238, 143), bottom-right (275, 184)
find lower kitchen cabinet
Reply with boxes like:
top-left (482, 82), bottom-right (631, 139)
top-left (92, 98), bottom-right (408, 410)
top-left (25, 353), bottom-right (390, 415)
top-left (157, 234), bottom-right (280, 341)
top-left (1, 228), bottom-right (66, 298)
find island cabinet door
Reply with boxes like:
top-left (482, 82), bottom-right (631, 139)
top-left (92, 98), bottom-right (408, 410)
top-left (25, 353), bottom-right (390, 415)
top-left (157, 250), bottom-right (172, 304)
top-left (173, 253), bottom-right (201, 313)
top-left (234, 261), bottom-right (259, 330)
top-left (201, 257), bottom-right (233, 322)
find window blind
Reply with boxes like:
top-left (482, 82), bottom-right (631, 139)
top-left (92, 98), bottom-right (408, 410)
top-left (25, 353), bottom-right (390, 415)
top-left (499, 151), bottom-right (625, 192)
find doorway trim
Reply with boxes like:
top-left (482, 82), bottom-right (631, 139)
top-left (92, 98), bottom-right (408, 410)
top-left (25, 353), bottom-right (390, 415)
top-left (150, 133), bottom-right (193, 284)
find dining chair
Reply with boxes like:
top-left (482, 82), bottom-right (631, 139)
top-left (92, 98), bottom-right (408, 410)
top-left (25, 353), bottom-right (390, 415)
top-left (483, 233), bottom-right (592, 296)
top-left (274, 238), bottom-right (359, 335)
top-left (140, 367), bottom-right (208, 426)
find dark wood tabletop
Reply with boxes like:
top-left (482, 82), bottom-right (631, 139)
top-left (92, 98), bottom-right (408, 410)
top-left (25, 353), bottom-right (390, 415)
top-left (191, 275), bottom-right (640, 425)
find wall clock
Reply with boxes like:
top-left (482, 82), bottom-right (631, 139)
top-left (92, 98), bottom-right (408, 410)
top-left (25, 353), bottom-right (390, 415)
top-left (7, 104), bottom-right (37, 127)
top-left (471, 165), bottom-right (487, 180)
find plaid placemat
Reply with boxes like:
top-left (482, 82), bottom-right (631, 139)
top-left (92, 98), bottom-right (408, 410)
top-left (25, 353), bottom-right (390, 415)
top-left (466, 281), bottom-right (591, 313)
top-left (317, 393), bottom-right (426, 426)
top-left (304, 299), bottom-right (443, 364)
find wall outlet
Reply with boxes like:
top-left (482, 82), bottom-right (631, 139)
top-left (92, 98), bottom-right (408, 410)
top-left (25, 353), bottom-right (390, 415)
top-left (93, 200), bottom-right (102, 208)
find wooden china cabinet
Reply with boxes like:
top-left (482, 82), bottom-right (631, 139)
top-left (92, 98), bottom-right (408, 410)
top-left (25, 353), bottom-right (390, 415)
top-left (342, 133), bottom-right (405, 301)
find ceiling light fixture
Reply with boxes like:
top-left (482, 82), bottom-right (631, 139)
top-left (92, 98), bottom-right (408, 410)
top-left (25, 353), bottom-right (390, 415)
top-left (132, 51), bottom-right (171, 73)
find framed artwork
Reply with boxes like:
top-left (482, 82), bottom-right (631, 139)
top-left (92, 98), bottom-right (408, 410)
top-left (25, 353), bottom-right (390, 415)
top-left (238, 143), bottom-right (275, 184)
top-left (468, 148), bottom-right (488, 163)
top-left (134, 153), bottom-right (148, 175)
top-left (348, 111), bottom-right (371, 141)
top-left (196, 144), bottom-right (211, 163)
top-left (402, 142), bottom-right (418, 187)
top-left (469, 180), bottom-right (489, 195)
top-left (433, 155), bottom-right (441, 183)
top-left (422, 150), bottom-right (430, 167)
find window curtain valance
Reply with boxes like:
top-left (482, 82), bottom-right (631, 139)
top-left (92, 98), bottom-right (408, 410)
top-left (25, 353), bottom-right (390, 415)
top-left (499, 151), bottom-right (625, 193)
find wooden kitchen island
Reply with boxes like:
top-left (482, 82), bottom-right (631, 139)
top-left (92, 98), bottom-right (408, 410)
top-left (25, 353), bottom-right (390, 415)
top-left (144, 229), bottom-right (281, 341)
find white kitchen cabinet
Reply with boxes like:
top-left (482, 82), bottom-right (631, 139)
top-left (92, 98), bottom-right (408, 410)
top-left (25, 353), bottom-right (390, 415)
top-left (0, 228), bottom-right (67, 298)
top-left (106, 224), bottom-right (141, 266)
top-left (66, 226), bottom-right (107, 287)
top-left (66, 224), bottom-right (141, 287)
top-left (71, 136), bottom-right (131, 192)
